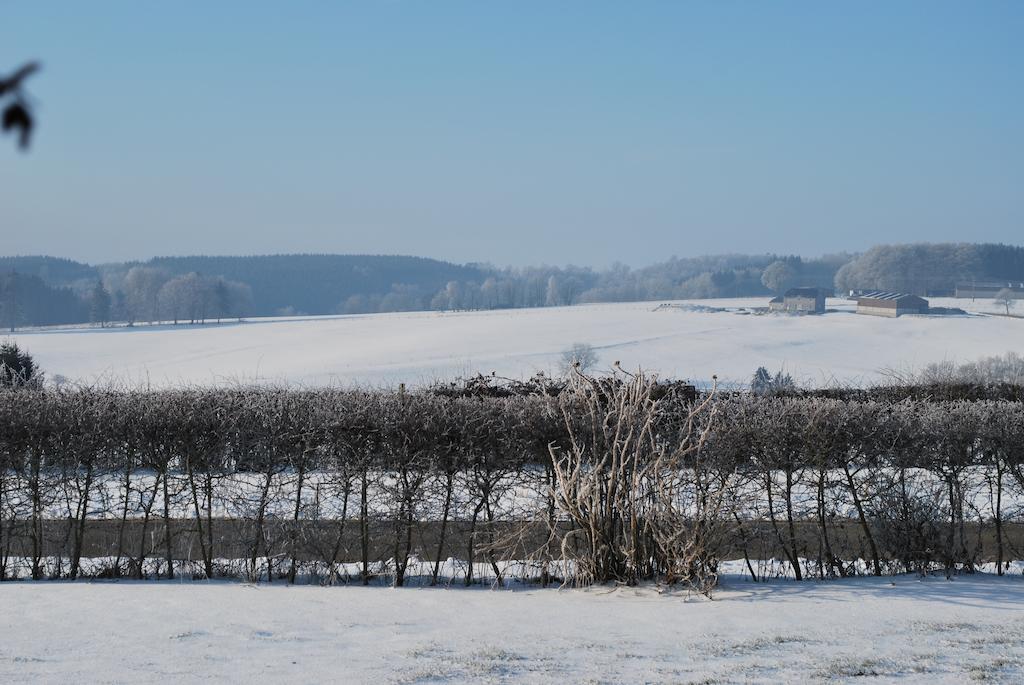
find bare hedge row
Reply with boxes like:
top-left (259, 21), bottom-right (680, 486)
top-left (1, 381), bottom-right (1021, 468)
top-left (1, 379), bottom-right (1023, 587)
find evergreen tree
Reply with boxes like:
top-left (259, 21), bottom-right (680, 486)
top-left (113, 289), bottom-right (132, 326)
top-left (1, 271), bottom-right (21, 332)
top-left (214, 278), bottom-right (231, 323)
top-left (772, 370), bottom-right (795, 391)
top-left (751, 367), bottom-right (772, 394)
top-left (89, 280), bottom-right (112, 327)
top-left (0, 341), bottom-right (40, 387)
top-left (752, 366), bottom-right (795, 394)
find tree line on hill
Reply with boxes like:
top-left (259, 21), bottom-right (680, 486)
top-left (0, 270), bottom-right (89, 331)
top-left (835, 243), bottom-right (1024, 295)
top-left (0, 242), bottom-right (1021, 328)
top-left (0, 265), bottom-right (253, 330)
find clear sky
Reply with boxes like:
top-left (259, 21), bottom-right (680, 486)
top-left (2, 2), bottom-right (1021, 268)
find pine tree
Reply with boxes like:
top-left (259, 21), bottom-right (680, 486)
top-left (0, 341), bottom-right (39, 387)
top-left (772, 370), bottom-right (795, 391)
top-left (214, 278), bottom-right (231, 323)
top-left (752, 366), bottom-right (795, 394)
top-left (113, 289), bottom-right (132, 326)
top-left (89, 280), bottom-right (112, 327)
top-left (1, 271), bottom-right (21, 332)
top-left (751, 367), bottom-right (772, 394)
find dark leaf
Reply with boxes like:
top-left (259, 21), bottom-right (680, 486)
top-left (2, 102), bottom-right (33, 149)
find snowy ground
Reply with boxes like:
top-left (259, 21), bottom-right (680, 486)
top-left (2, 573), bottom-right (1023, 683)
top-left (7, 297), bottom-right (1022, 388)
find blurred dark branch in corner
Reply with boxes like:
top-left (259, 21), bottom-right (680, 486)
top-left (1, 61), bottom-right (41, 150)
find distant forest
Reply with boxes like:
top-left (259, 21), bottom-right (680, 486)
top-left (1, 242), bottom-right (1022, 329)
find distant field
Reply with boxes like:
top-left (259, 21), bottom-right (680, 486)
top-left (7, 297), bottom-right (1021, 388)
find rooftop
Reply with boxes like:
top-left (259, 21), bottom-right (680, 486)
top-left (784, 287), bottom-right (825, 298)
top-left (857, 291), bottom-right (923, 301)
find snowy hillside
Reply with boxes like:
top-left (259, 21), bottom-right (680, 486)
top-left (7, 297), bottom-right (1021, 388)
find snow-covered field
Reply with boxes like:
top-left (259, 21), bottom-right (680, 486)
top-left (8, 297), bottom-right (1022, 388)
top-left (3, 573), bottom-right (1023, 683)
top-left (6, 297), bottom-right (1024, 683)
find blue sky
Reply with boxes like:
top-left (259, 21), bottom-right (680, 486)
top-left (1, 2), bottom-right (1021, 267)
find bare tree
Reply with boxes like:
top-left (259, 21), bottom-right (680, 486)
top-left (560, 343), bottom-right (598, 376)
top-left (994, 288), bottom-right (1017, 316)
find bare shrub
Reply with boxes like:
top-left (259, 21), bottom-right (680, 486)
top-left (545, 369), bottom-right (727, 593)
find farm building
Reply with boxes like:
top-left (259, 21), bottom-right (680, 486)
top-left (768, 287), bottom-right (827, 314)
top-left (855, 292), bottom-right (929, 317)
top-left (955, 281), bottom-right (1024, 299)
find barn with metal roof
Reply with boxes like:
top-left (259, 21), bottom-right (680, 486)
top-left (855, 292), bottom-right (929, 317)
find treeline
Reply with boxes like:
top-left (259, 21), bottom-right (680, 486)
top-left (99, 267), bottom-right (253, 325)
top-left (416, 253), bottom-right (848, 312)
top-left (3, 242), bottom-right (1023, 326)
top-left (143, 254), bottom-right (485, 317)
top-left (0, 256), bottom-right (96, 287)
top-left (0, 258), bottom-right (255, 329)
top-left (126, 254), bottom-right (827, 314)
top-left (836, 242), bottom-right (1024, 295)
top-left (1, 377), bottom-right (1022, 589)
top-left (1, 271), bottom-right (88, 330)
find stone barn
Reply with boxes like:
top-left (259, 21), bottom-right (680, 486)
top-left (855, 292), bottom-right (929, 317)
top-left (768, 287), bottom-right (827, 314)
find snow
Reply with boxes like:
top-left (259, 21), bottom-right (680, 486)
top-left (8, 297), bottom-right (1023, 388)
top-left (2, 573), bottom-right (1023, 683)
top-left (6, 296), bottom-right (1024, 681)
